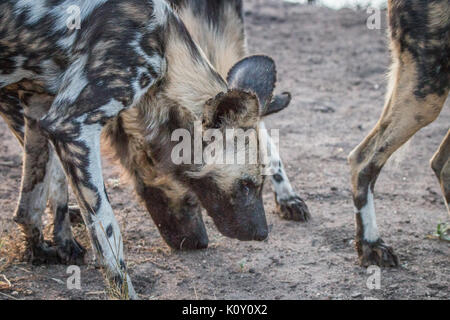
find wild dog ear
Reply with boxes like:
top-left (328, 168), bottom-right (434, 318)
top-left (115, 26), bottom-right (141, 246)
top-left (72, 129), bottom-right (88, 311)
top-left (203, 90), bottom-right (259, 129)
top-left (227, 55), bottom-right (276, 111)
top-left (261, 92), bottom-right (292, 117)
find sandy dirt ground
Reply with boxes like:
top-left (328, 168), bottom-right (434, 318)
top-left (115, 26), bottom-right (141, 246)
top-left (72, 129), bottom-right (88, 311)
top-left (0, 0), bottom-right (449, 300)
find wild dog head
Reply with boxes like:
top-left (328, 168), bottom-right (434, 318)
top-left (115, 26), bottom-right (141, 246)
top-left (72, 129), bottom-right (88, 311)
top-left (104, 9), bottom-right (291, 242)
top-left (186, 55), bottom-right (291, 241)
top-left (145, 52), bottom-right (290, 241)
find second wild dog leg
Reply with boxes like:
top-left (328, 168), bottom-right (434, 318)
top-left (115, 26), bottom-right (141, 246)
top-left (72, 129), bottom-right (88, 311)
top-left (41, 103), bottom-right (137, 298)
top-left (17, 92), bottom-right (86, 264)
top-left (348, 54), bottom-right (448, 267)
top-left (348, 0), bottom-right (450, 267)
top-left (13, 93), bottom-right (57, 264)
top-left (1, 87), bottom-right (85, 259)
top-left (431, 130), bottom-right (450, 213)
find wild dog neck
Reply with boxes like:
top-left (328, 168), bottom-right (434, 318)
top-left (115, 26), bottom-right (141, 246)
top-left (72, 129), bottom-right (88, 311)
top-left (174, 0), bottom-right (247, 79)
top-left (160, 13), bottom-right (228, 117)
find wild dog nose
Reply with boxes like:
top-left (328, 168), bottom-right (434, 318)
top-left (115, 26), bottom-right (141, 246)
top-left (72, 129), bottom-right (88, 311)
top-left (196, 241), bottom-right (208, 249)
top-left (195, 233), bottom-right (209, 249)
top-left (253, 228), bottom-right (268, 241)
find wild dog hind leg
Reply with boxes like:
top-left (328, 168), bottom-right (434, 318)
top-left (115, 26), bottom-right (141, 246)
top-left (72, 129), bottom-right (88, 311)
top-left (12, 92), bottom-right (57, 264)
top-left (1, 87), bottom-right (85, 262)
top-left (17, 91), bottom-right (86, 264)
top-left (348, 43), bottom-right (449, 267)
top-left (1, 88), bottom-right (60, 264)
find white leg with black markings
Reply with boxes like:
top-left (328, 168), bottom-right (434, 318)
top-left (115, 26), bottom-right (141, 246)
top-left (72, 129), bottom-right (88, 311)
top-left (260, 121), bottom-right (310, 222)
top-left (42, 117), bottom-right (137, 299)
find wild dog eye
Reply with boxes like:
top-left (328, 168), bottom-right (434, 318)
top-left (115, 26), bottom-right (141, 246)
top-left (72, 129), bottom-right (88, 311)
top-left (241, 184), bottom-right (250, 196)
top-left (240, 179), bottom-right (256, 195)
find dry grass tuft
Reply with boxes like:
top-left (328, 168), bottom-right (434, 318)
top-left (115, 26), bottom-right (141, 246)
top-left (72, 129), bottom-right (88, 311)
top-left (0, 228), bottom-right (25, 274)
top-left (0, 227), bottom-right (25, 294)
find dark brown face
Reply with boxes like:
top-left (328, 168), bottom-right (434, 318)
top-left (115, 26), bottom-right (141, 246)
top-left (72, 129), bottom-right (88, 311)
top-left (186, 174), bottom-right (268, 241)
top-left (133, 55), bottom-right (290, 244)
top-left (136, 181), bottom-right (209, 250)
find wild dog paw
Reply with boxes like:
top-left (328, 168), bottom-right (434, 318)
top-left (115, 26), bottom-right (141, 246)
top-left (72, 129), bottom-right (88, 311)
top-left (356, 238), bottom-right (399, 268)
top-left (274, 194), bottom-right (311, 222)
top-left (28, 240), bottom-right (60, 265)
top-left (29, 239), bottom-right (86, 265)
top-left (56, 238), bottom-right (87, 265)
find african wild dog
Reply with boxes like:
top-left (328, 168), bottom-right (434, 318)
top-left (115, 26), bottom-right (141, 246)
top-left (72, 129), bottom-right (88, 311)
top-left (348, 0), bottom-right (449, 267)
top-left (100, 0), bottom-right (310, 250)
top-left (0, 0), bottom-right (299, 298)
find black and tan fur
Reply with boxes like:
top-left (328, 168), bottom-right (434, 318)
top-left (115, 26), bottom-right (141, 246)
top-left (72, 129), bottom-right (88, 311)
top-left (170, 0), bottom-right (310, 222)
top-left (101, 0), bottom-right (310, 250)
top-left (348, 0), bottom-right (449, 267)
top-left (0, 0), bottom-right (296, 298)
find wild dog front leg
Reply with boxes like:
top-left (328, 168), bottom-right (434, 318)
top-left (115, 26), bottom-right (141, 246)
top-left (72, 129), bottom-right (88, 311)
top-left (260, 122), bottom-right (310, 222)
top-left (348, 57), bottom-right (448, 267)
top-left (431, 130), bottom-right (450, 214)
top-left (41, 112), bottom-right (136, 298)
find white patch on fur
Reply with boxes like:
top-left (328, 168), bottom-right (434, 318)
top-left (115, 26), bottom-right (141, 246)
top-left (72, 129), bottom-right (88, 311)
top-left (131, 32), bottom-right (166, 81)
top-left (260, 122), bottom-right (295, 200)
top-left (14, 0), bottom-right (48, 24)
top-left (54, 54), bottom-right (88, 106)
top-left (99, 99), bottom-right (124, 118)
top-left (149, 0), bottom-right (169, 29)
top-left (37, 59), bottom-right (64, 94)
top-left (360, 190), bottom-right (380, 242)
top-left (57, 32), bottom-right (77, 50)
